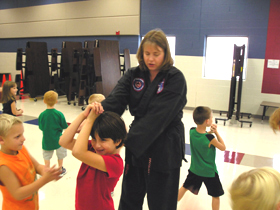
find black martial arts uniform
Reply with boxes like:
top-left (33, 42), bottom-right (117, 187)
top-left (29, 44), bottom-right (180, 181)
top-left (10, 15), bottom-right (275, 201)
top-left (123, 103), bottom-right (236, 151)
top-left (102, 66), bottom-right (187, 210)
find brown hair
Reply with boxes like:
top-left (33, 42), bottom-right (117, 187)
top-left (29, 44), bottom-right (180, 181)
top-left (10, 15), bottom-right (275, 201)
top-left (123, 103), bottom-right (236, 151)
top-left (1, 81), bottom-right (17, 103)
top-left (43, 91), bottom-right (58, 107)
top-left (193, 106), bottom-right (212, 125)
top-left (136, 28), bottom-right (173, 71)
top-left (91, 111), bottom-right (127, 149)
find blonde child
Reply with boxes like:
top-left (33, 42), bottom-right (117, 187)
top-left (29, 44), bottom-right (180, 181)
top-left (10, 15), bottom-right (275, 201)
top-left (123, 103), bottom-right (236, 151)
top-left (178, 106), bottom-right (226, 210)
top-left (38, 91), bottom-right (68, 175)
top-left (1, 81), bottom-right (23, 116)
top-left (0, 114), bottom-right (61, 210)
top-left (59, 103), bottom-right (127, 209)
top-left (88, 93), bottom-right (105, 104)
top-left (230, 167), bottom-right (280, 210)
top-left (77, 93), bottom-right (105, 133)
top-left (269, 108), bottom-right (280, 133)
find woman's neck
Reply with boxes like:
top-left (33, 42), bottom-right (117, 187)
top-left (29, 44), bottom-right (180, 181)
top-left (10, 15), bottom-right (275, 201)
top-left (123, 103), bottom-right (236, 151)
top-left (149, 71), bottom-right (159, 82)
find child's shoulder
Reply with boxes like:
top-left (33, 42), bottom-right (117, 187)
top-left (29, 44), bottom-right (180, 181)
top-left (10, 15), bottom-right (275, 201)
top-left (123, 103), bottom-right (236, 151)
top-left (39, 108), bottom-right (52, 115)
top-left (205, 133), bottom-right (215, 141)
top-left (102, 154), bottom-right (124, 176)
top-left (44, 108), bottom-right (64, 114)
top-left (53, 108), bottom-right (65, 115)
top-left (0, 145), bottom-right (29, 164)
top-left (190, 127), bottom-right (214, 139)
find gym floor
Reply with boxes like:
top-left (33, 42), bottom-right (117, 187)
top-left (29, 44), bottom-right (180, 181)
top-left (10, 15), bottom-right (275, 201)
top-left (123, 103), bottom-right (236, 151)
top-left (0, 96), bottom-right (279, 210)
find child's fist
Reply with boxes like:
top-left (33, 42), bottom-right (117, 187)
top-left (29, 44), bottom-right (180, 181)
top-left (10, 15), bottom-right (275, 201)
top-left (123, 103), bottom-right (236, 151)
top-left (210, 124), bottom-right (217, 133)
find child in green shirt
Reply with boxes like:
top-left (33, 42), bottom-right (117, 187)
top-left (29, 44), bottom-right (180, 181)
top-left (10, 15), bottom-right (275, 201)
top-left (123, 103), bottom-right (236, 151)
top-left (178, 106), bottom-right (226, 210)
top-left (38, 91), bottom-right (68, 175)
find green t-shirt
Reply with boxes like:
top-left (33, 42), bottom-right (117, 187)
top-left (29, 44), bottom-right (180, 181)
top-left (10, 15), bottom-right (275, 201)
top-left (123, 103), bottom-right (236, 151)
top-left (189, 127), bottom-right (218, 177)
top-left (38, 109), bottom-right (68, 150)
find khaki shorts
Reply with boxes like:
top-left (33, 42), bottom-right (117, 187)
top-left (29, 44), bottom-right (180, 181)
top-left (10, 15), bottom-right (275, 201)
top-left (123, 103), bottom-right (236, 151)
top-left (43, 146), bottom-right (67, 160)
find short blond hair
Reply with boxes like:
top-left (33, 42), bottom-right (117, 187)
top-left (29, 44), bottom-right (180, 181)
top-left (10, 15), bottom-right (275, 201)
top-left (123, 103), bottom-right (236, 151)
top-left (88, 94), bottom-right (105, 104)
top-left (44, 91), bottom-right (58, 107)
top-left (0, 114), bottom-right (22, 137)
top-left (230, 167), bottom-right (280, 210)
top-left (269, 108), bottom-right (280, 133)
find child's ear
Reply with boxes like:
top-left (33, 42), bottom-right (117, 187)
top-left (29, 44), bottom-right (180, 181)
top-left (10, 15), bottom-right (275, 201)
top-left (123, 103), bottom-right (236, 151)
top-left (0, 136), bottom-right (5, 145)
top-left (115, 139), bottom-right (122, 148)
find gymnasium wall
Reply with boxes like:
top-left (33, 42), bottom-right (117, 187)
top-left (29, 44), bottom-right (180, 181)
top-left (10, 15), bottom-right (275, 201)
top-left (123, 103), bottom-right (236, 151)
top-left (0, 0), bottom-right (140, 38)
top-left (0, 0), bottom-right (280, 116)
top-left (140, 0), bottom-right (280, 117)
top-left (141, 0), bottom-right (269, 58)
top-left (0, 0), bottom-right (140, 95)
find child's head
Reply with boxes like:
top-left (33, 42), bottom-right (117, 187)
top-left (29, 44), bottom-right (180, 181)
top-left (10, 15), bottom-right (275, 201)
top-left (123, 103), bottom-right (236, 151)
top-left (136, 28), bottom-right (173, 71)
top-left (193, 106), bottom-right (212, 125)
top-left (88, 94), bottom-right (105, 104)
top-left (90, 111), bottom-right (127, 152)
top-left (230, 167), bottom-right (280, 210)
top-left (1, 81), bottom-right (17, 103)
top-left (43, 90), bottom-right (58, 107)
top-left (0, 114), bottom-right (24, 155)
top-left (270, 108), bottom-right (280, 133)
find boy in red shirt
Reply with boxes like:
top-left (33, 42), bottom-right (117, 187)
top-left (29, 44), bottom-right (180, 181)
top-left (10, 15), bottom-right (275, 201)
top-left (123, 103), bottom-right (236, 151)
top-left (59, 103), bottom-right (127, 210)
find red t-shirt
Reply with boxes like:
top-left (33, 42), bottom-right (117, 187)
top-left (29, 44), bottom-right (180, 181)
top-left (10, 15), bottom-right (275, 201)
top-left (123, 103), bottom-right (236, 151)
top-left (75, 142), bottom-right (124, 210)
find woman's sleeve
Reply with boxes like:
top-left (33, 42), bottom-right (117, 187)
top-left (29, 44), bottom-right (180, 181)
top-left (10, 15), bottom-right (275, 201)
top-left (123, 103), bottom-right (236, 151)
top-left (101, 69), bottom-right (132, 116)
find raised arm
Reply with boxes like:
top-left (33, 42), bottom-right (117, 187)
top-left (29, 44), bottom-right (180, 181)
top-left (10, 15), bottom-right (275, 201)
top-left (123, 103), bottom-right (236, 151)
top-left (72, 104), bottom-right (107, 172)
top-left (59, 112), bottom-right (86, 150)
top-left (208, 124), bottom-right (226, 151)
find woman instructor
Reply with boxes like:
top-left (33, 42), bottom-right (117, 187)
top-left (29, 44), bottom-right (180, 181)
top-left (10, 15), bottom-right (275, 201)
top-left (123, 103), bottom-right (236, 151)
top-left (101, 29), bottom-right (187, 210)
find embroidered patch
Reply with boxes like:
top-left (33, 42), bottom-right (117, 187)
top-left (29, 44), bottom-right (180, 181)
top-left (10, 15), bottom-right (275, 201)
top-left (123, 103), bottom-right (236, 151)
top-left (132, 78), bottom-right (145, 92)
top-left (157, 79), bottom-right (165, 94)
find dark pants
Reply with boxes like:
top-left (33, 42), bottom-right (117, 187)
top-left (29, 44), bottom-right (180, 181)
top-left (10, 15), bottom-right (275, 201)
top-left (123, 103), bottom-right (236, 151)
top-left (118, 163), bottom-right (180, 210)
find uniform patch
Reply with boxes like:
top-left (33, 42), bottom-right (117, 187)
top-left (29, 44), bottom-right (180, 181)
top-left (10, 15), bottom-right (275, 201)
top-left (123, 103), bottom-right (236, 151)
top-left (132, 78), bottom-right (145, 92)
top-left (157, 79), bottom-right (165, 94)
